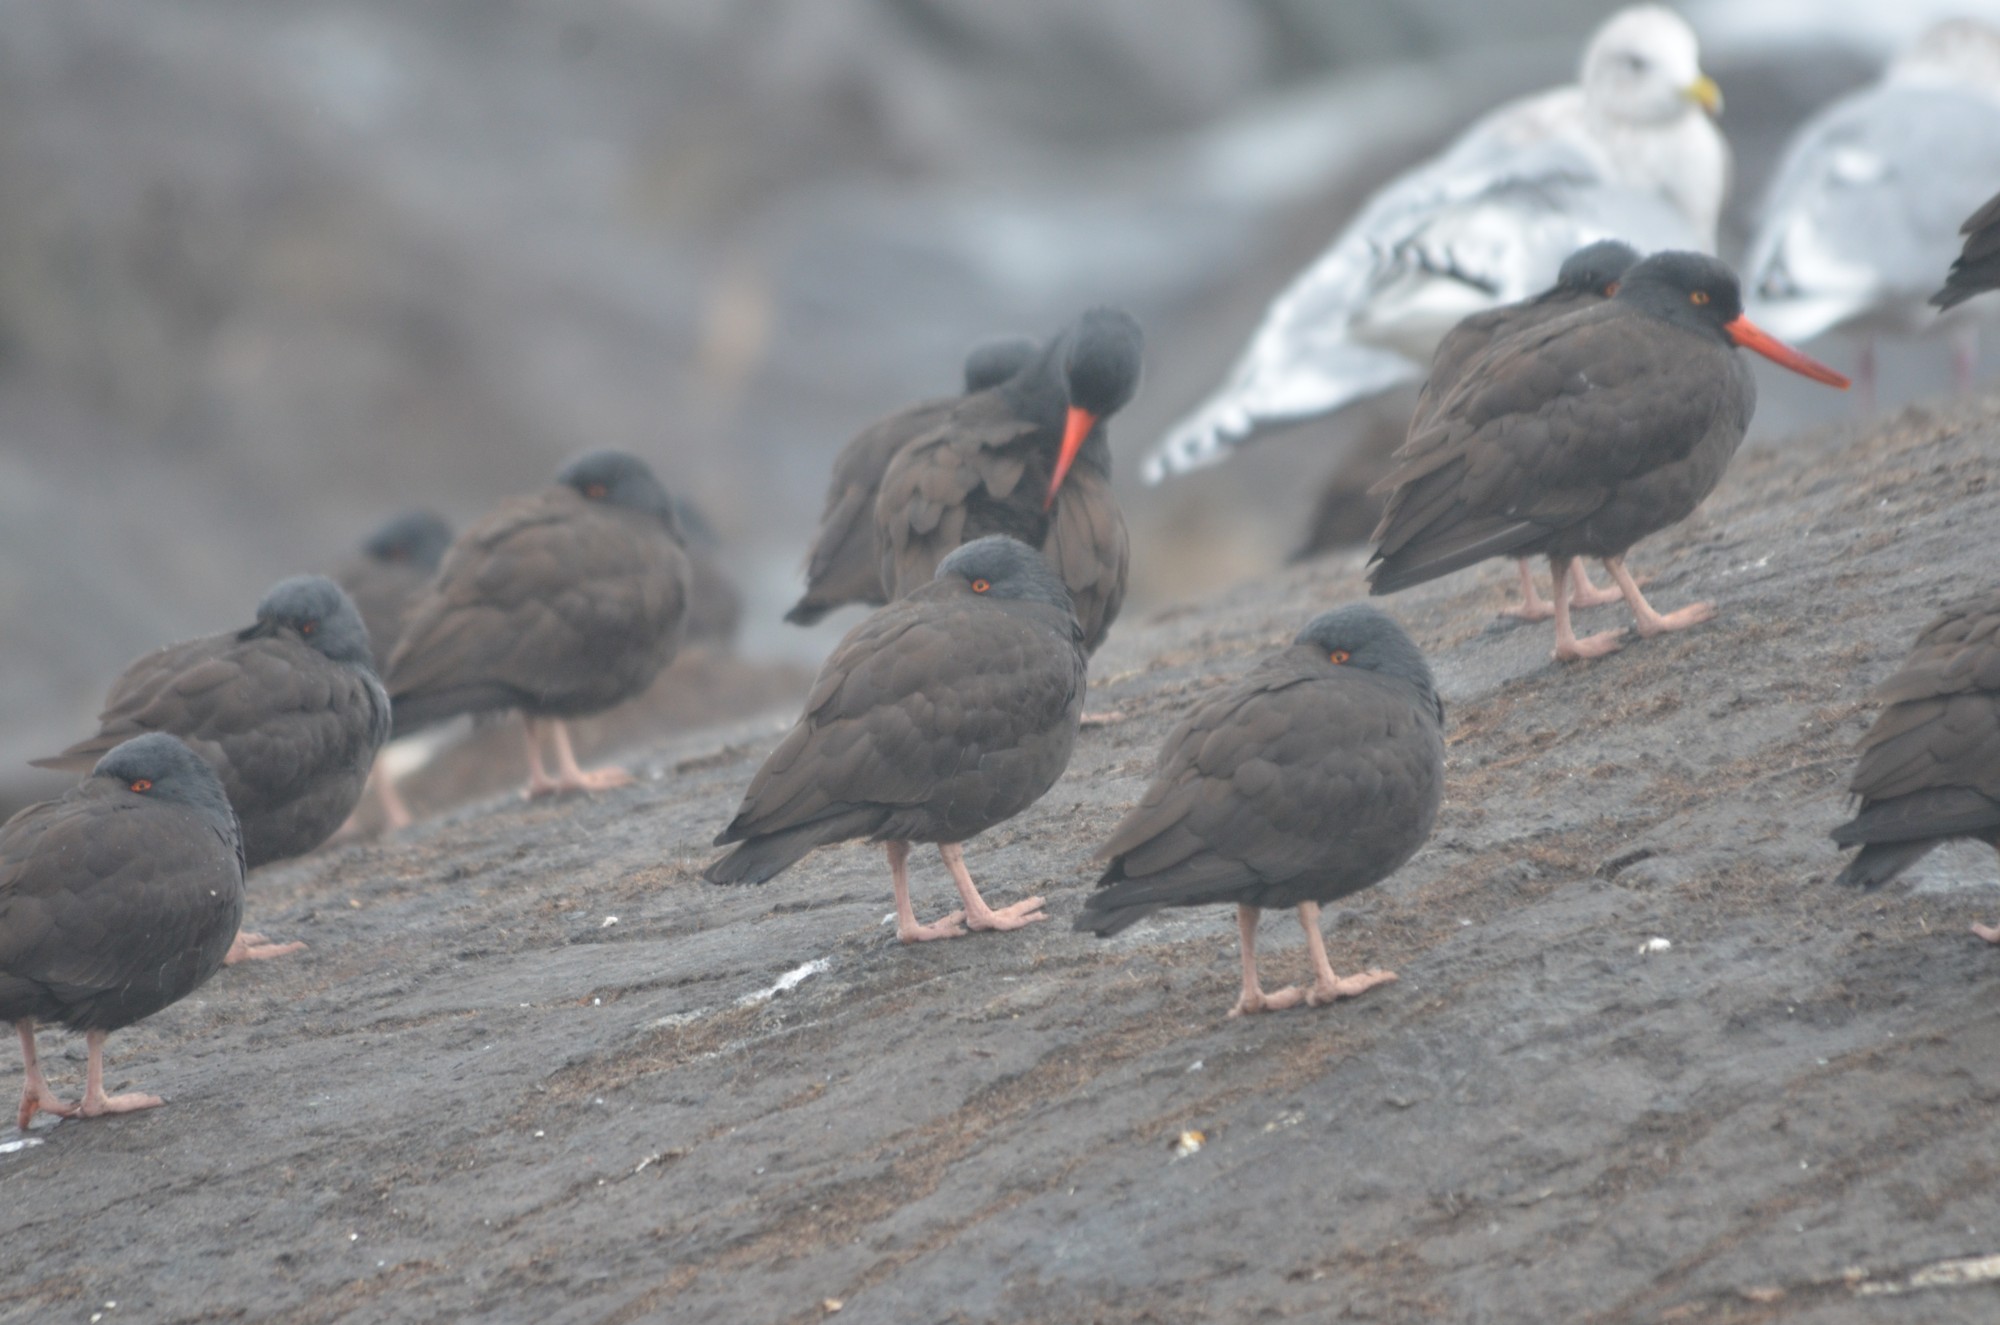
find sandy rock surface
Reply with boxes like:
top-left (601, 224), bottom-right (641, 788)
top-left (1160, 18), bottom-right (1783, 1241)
top-left (4, 399), bottom-right (2000, 1323)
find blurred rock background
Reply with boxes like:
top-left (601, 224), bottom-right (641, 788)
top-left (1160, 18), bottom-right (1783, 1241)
top-left (0, 0), bottom-right (1984, 809)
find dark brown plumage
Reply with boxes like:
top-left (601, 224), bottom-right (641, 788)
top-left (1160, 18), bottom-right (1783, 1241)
top-left (34, 577), bottom-right (389, 895)
top-left (4, 734), bottom-right (244, 1127)
top-left (333, 511), bottom-right (453, 671)
top-left (707, 536), bottom-right (1085, 943)
top-left (1831, 590), bottom-right (2000, 942)
top-left (785, 336), bottom-right (1037, 627)
top-left (1403, 240), bottom-right (1639, 620)
top-left (875, 309), bottom-right (1142, 655)
top-left (386, 451), bottom-right (691, 797)
top-left (1367, 251), bottom-right (1849, 662)
top-left (1933, 190), bottom-right (2000, 310)
top-left (1079, 605), bottom-right (1443, 1016)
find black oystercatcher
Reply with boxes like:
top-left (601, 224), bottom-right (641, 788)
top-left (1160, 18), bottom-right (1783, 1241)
top-left (1934, 190), bottom-right (2000, 312)
top-left (36, 576), bottom-right (387, 959)
top-left (785, 336), bottom-right (1038, 627)
top-left (1078, 606), bottom-right (1443, 1017)
top-left (5, 733), bottom-right (244, 1127)
top-left (334, 511), bottom-right (454, 672)
top-left (876, 309), bottom-right (1142, 654)
top-left (1831, 590), bottom-right (2000, 941)
top-left (1367, 251), bottom-right (1849, 662)
top-left (707, 536), bottom-right (1085, 942)
top-left (1402, 239), bottom-right (1641, 620)
top-left (386, 450), bottom-right (691, 798)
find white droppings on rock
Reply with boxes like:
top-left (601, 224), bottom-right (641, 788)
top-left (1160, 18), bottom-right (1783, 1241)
top-left (737, 957), bottom-right (831, 1007)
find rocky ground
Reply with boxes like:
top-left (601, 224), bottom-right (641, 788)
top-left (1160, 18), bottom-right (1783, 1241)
top-left (4, 397), bottom-right (2000, 1324)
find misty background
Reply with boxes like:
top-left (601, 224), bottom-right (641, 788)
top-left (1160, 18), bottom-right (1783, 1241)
top-left (0, 0), bottom-right (1988, 804)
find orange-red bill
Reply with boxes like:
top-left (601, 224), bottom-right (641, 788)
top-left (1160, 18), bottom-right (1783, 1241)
top-left (1045, 406), bottom-right (1096, 509)
top-left (1724, 315), bottom-right (1850, 388)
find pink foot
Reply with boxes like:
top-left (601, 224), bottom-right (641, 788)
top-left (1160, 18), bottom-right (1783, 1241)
top-left (1229, 985), bottom-right (1305, 1017)
top-left (225, 930), bottom-right (307, 965)
top-left (965, 896), bottom-right (1048, 933)
top-left (1503, 560), bottom-right (1555, 621)
top-left (1632, 601), bottom-right (1715, 637)
top-left (561, 766), bottom-right (636, 793)
top-left (896, 911), bottom-right (968, 943)
top-left (1553, 630), bottom-right (1624, 662)
top-left (1304, 968), bottom-right (1398, 1007)
top-left (17, 1084), bottom-right (76, 1131)
top-left (79, 1090), bottom-right (163, 1118)
top-left (528, 766), bottom-right (634, 796)
top-left (1972, 922), bottom-right (2000, 945)
top-left (1079, 710), bottom-right (1126, 728)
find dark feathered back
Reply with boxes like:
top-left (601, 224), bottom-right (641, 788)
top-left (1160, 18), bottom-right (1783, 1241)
top-left (1078, 605), bottom-right (1445, 936)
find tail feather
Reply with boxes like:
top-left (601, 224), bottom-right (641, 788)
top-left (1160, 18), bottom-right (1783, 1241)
top-left (1833, 840), bottom-right (1937, 890)
top-left (30, 740), bottom-right (112, 774)
top-left (1075, 859), bottom-right (1251, 937)
top-left (704, 808), bottom-right (884, 886)
top-left (1830, 789), bottom-right (2000, 849)
top-left (783, 598), bottom-right (833, 627)
top-left (1366, 516), bottom-right (1542, 596)
top-left (390, 684), bottom-right (523, 740)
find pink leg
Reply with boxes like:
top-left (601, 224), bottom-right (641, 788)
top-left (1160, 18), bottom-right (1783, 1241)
top-left (224, 928), bottom-right (306, 964)
top-left (373, 757), bottom-right (414, 831)
top-left (76, 1030), bottom-right (161, 1119)
top-left (1603, 555), bottom-right (1713, 638)
top-left (1502, 559), bottom-right (1555, 622)
top-left (1297, 902), bottom-right (1398, 1006)
top-left (1229, 905), bottom-right (1303, 1016)
top-left (521, 716), bottom-right (562, 799)
top-left (1971, 922), bottom-right (2000, 944)
top-left (1568, 561), bottom-right (1624, 608)
top-left (1953, 324), bottom-right (1980, 396)
top-left (547, 720), bottom-right (635, 794)
top-left (938, 843), bottom-right (1046, 932)
top-left (887, 841), bottom-right (965, 942)
top-left (1549, 556), bottom-right (1624, 662)
top-left (15, 1020), bottom-right (75, 1130)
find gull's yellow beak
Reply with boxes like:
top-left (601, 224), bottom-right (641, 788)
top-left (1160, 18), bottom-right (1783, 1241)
top-left (1684, 73), bottom-right (1723, 115)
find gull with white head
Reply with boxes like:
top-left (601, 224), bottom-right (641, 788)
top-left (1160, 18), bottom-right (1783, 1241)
top-left (1145, 5), bottom-right (1729, 483)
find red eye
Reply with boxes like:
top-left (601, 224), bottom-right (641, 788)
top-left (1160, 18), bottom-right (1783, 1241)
top-left (1603, 281), bottom-right (1620, 297)
top-left (1329, 650), bottom-right (1350, 664)
top-left (1690, 290), bottom-right (1710, 306)
top-left (971, 578), bottom-right (991, 593)
top-left (585, 483), bottom-right (609, 499)
top-left (129, 779), bottom-right (153, 793)
top-left (301, 621), bottom-right (316, 635)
